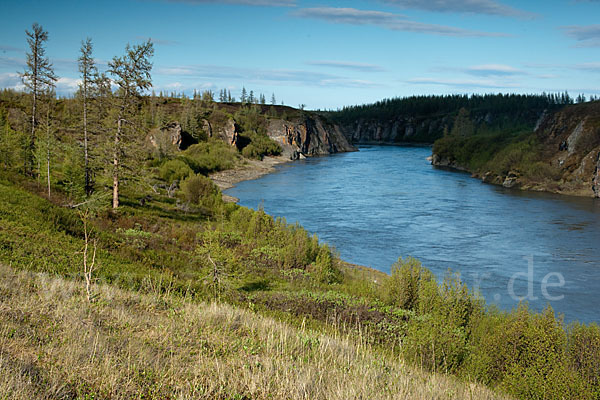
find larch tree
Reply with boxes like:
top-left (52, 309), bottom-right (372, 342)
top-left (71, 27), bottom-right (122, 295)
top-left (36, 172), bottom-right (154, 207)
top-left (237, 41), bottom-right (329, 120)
top-left (107, 40), bottom-right (154, 209)
top-left (20, 23), bottom-right (57, 176)
top-left (78, 38), bottom-right (99, 197)
top-left (43, 87), bottom-right (56, 197)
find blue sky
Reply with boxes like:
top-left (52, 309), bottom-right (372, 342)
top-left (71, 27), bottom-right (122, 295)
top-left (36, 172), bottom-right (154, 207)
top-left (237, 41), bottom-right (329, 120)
top-left (1, 0), bottom-right (599, 109)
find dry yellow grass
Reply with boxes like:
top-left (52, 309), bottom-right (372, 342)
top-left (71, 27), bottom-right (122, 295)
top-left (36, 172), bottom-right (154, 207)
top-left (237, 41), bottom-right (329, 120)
top-left (0, 263), bottom-right (510, 399)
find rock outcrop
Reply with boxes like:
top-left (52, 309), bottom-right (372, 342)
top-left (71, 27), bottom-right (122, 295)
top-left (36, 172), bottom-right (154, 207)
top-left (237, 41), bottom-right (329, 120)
top-left (339, 115), bottom-right (453, 144)
top-left (534, 102), bottom-right (600, 196)
top-left (267, 114), bottom-right (356, 159)
top-left (431, 102), bottom-right (600, 197)
top-left (593, 153), bottom-right (600, 197)
top-left (148, 121), bottom-right (196, 151)
top-left (335, 109), bottom-right (545, 145)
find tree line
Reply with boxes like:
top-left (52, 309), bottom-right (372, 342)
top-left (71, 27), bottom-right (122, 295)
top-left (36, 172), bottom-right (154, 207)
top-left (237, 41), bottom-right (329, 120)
top-left (326, 93), bottom-right (591, 124)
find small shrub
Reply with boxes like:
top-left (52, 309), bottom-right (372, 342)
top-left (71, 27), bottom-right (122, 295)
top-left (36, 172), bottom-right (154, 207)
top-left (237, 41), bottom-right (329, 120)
top-left (568, 322), bottom-right (600, 397)
top-left (180, 174), bottom-right (222, 209)
top-left (159, 159), bottom-right (193, 183)
top-left (182, 140), bottom-right (238, 174)
top-left (240, 133), bottom-right (282, 160)
top-left (381, 257), bottom-right (434, 310)
top-left (311, 244), bottom-right (341, 284)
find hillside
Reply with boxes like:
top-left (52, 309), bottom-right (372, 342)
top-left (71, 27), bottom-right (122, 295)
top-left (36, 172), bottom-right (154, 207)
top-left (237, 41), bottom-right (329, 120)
top-left (432, 101), bottom-right (600, 197)
top-left (325, 94), bottom-right (563, 144)
top-left (1, 89), bottom-right (600, 399)
top-left (0, 263), bottom-right (509, 400)
top-left (0, 174), bottom-right (599, 399)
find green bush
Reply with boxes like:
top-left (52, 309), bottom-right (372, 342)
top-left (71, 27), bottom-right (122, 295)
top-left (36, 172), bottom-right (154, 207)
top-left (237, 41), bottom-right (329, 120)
top-left (180, 174), bottom-right (223, 209)
top-left (159, 159), bottom-right (193, 183)
top-left (182, 140), bottom-right (238, 174)
top-left (311, 244), bottom-right (341, 284)
top-left (567, 322), bottom-right (600, 397)
top-left (522, 161), bottom-right (562, 183)
top-left (381, 257), bottom-right (434, 310)
top-left (240, 133), bottom-right (282, 160)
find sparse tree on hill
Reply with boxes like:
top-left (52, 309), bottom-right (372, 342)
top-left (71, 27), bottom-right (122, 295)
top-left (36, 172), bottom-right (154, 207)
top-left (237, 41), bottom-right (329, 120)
top-left (271, 93), bottom-right (276, 105)
top-left (20, 23), bottom-right (57, 176)
top-left (260, 93), bottom-right (266, 105)
top-left (249, 90), bottom-right (255, 104)
top-left (241, 87), bottom-right (247, 104)
top-left (107, 40), bottom-right (154, 209)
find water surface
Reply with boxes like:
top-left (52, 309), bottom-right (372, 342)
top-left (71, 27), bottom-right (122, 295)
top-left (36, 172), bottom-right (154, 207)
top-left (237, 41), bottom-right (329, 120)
top-left (226, 146), bottom-right (600, 323)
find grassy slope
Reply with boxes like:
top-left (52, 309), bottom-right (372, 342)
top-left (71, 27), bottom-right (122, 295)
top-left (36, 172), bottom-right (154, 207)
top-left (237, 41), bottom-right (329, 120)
top-left (0, 263), bottom-right (509, 400)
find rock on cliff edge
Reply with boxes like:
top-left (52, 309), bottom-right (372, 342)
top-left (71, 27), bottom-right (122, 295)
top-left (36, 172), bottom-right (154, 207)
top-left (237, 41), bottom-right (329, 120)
top-left (267, 114), bottom-right (356, 159)
top-left (535, 102), bottom-right (600, 197)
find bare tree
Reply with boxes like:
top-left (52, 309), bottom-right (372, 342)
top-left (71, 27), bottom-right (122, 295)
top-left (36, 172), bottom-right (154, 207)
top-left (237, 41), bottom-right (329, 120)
top-left (107, 40), bottom-right (154, 209)
top-left (78, 38), bottom-right (99, 197)
top-left (79, 209), bottom-right (98, 302)
top-left (20, 23), bottom-right (57, 176)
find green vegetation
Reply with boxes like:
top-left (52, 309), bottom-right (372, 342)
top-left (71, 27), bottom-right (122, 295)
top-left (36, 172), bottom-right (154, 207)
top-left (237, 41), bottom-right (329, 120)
top-left (326, 93), bottom-right (568, 143)
top-left (1, 24), bottom-right (599, 399)
top-left (329, 93), bottom-right (569, 124)
top-left (1, 171), bottom-right (599, 399)
top-left (0, 264), bottom-right (510, 400)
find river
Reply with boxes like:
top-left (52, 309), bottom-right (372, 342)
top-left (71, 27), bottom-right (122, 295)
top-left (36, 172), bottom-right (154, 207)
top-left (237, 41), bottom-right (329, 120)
top-left (225, 146), bottom-right (600, 323)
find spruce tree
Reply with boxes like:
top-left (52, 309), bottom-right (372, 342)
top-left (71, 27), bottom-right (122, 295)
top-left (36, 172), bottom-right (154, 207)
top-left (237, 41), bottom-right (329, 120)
top-left (78, 38), bottom-right (98, 196)
top-left (20, 23), bottom-right (57, 176)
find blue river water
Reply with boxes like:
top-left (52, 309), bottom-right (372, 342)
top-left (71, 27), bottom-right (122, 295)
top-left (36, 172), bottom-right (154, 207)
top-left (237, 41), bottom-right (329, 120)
top-left (225, 146), bottom-right (600, 323)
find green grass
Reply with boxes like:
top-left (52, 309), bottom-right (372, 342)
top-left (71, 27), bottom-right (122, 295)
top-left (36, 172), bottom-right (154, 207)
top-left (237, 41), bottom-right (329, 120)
top-left (1, 171), bottom-right (599, 400)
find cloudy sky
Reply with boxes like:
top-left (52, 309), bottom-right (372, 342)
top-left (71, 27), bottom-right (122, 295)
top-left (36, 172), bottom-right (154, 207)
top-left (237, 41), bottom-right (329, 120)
top-left (1, 0), bottom-right (599, 109)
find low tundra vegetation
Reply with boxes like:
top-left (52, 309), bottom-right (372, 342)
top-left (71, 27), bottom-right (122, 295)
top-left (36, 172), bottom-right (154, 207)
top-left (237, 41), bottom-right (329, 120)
top-left (0, 173), bottom-right (599, 400)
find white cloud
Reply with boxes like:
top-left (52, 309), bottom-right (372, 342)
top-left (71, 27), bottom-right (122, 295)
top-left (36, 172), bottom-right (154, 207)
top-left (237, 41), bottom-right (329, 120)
top-left (156, 63), bottom-right (381, 88)
top-left (163, 0), bottom-right (295, 6)
top-left (0, 72), bottom-right (24, 90)
top-left (293, 7), bottom-right (508, 37)
top-left (381, 0), bottom-right (535, 18)
top-left (407, 77), bottom-right (519, 88)
top-left (306, 60), bottom-right (386, 72)
top-left (466, 64), bottom-right (523, 76)
top-left (561, 24), bottom-right (600, 47)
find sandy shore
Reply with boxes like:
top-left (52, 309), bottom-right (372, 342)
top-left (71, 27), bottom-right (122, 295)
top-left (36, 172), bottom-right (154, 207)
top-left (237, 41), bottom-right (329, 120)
top-left (210, 156), bottom-right (291, 202)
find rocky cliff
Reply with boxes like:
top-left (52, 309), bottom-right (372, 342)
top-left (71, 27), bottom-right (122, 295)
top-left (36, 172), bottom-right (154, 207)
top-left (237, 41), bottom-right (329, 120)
top-left (533, 102), bottom-right (600, 197)
top-left (267, 114), bottom-right (356, 159)
top-left (431, 102), bottom-right (600, 197)
top-left (338, 115), bottom-right (452, 144)
top-left (148, 105), bottom-right (356, 160)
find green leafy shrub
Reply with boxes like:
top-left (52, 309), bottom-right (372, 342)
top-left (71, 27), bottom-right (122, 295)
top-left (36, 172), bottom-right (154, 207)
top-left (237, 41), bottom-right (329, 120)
top-left (180, 174), bottom-right (223, 209)
top-left (567, 322), bottom-right (600, 397)
top-left (240, 133), bottom-right (282, 160)
top-left (522, 161), bottom-right (562, 183)
top-left (381, 257), bottom-right (434, 310)
top-left (159, 159), bottom-right (193, 183)
top-left (181, 140), bottom-right (238, 174)
top-left (311, 244), bottom-right (341, 284)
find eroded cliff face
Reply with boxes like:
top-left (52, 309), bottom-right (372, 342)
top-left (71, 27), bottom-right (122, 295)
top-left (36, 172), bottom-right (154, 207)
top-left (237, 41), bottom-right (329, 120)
top-left (339, 116), bottom-right (452, 144)
top-left (267, 114), bottom-right (356, 159)
top-left (534, 103), bottom-right (600, 197)
top-left (430, 102), bottom-right (600, 197)
top-left (336, 109), bottom-right (545, 145)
